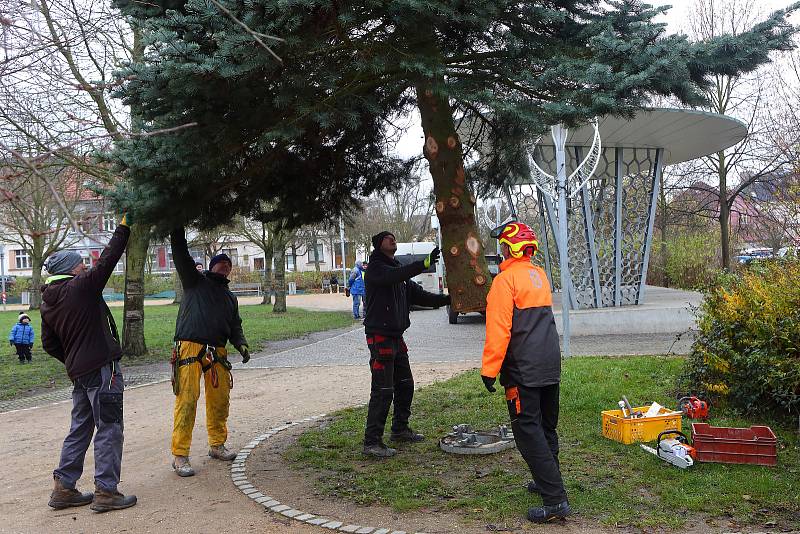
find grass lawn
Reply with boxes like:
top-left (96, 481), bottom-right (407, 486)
top-left (286, 356), bottom-right (800, 530)
top-left (0, 305), bottom-right (352, 400)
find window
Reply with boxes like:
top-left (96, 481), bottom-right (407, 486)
top-left (102, 212), bottom-right (116, 232)
top-left (220, 248), bottom-right (238, 267)
top-left (739, 213), bottom-right (749, 225)
top-left (307, 242), bottom-right (324, 264)
top-left (286, 253), bottom-right (296, 271)
top-left (253, 257), bottom-right (265, 271)
top-left (13, 250), bottom-right (31, 270)
top-left (334, 242), bottom-right (355, 269)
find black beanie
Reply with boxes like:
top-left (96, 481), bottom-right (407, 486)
top-left (372, 231), bottom-right (395, 250)
top-left (209, 253), bottom-right (232, 271)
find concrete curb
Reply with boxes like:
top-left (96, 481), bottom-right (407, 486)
top-left (231, 416), bottom-right (425, 534)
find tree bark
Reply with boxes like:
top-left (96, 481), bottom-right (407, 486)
top-left (122, 223), bottom-right (149, 358)
top-left (28, 237), bottom-right (44, 310)
top-left (415, 82), bottom-right (491, 312)
top-left (658, 170), bottom-right (670, 287)
top-left (172, 272), bottom-right (183, 305)
top-left (718, 151), bottom-right (731, 270)
top-left (262, 245), bottom-right (274, 305)
top-left (273, 231), bottom-right (287, 313)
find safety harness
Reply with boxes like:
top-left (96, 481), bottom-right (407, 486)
top-left (170, 342), bottom-right (233, 395)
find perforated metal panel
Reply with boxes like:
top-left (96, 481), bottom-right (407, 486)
top-left (508, 146), bottom-right (662, 309)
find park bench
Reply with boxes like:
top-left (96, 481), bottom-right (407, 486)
top-left (229, 283), bottom-right (262, 296)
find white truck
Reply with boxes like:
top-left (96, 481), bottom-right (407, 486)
top-left (394, 241), bottom-right (444, 297)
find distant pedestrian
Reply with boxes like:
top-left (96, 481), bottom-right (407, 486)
top-left (8, 311), bottom-right (34, 363)
top-left (40, 214), bottom-right (137, 512)
top-left (330, 273), bottom-right (339, 293)
top-left (347, 261), bottom-right (366, 319)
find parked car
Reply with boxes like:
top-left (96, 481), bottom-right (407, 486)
top-left (0, 275), bottom-right (16, 288)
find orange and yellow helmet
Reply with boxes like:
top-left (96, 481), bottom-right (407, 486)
top-left (494, 221), bottom-right (539, 258)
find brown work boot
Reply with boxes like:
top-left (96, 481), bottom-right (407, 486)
top-left (208, 444), bottom-right (237, 461)
top-left (48, 477), bottom-right (93, 510)
top-left (90, 487), bottom-right (137, 513)
top-left (172, 455), bottom-right (195, 477)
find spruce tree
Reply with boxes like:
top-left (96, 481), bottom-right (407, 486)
top-left (112, 0), bottom-right (798, 312)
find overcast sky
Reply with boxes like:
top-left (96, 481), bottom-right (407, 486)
top-left (395, 0), bottom-right (798, 159)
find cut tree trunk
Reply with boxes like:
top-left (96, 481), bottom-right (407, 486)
top-left (123, 223), bottom-right (148, 358)
top-left (415, 83), bottom-right (491, 312)
top-left (273, 233), bottom-right (287, 313)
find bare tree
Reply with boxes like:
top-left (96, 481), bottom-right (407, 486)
top-left (0, 158), bottom-right (80, 308)
top-left (676, 0), bottom-right (795, 269)
top-left (237, 216), bottom-right (276, 305)
top-left (0, 0), bottom-right (153, 356)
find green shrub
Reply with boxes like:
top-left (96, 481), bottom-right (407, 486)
top-left (649, 230), bottom-right (725, 290)
top-left (681, 260), bottom-right (800, 418)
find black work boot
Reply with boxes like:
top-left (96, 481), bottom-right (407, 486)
top-left (389, 428), bottom-right (425, 443)
top-left (526, 480), bottom-right (541, 494)
top-left (527, 501), bottom-right (571, 523)
top-left (362, 442), bottom-right (397, 458)
top-left (90, 488), bottom-right (137, 512)
top-left (48, 477), bottom-right (94, 510)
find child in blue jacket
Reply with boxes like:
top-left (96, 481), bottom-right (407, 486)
top-left (9, 312), bottom-right (34, 363)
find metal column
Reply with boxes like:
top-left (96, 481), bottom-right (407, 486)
top-left (577, 147), bottom-right (602, 308)
top-left (637, 148), bottom-right (663, 305)
top-left (614, 147), bottom-right (623, 307)
top-left (552, 124), bottom-right (571, 359)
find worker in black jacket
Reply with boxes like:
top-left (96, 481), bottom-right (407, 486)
top-left (41, 216), bottom-right (137, 513)
top-left (169, 227), bottom-right (249, 477)
top-left (362, 231), bottom-right (450, 458)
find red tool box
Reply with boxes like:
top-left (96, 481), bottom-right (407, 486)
top-left (690, 423), bottom-right (777, 466)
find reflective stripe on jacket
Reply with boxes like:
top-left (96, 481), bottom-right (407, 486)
top-left (481, 256), bottom-right (561, 387)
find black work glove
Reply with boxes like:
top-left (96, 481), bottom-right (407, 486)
top-left (481, 375), bottom-right (496, 393)
top-left (424, 246), bottom-right (441, 269)
top-left (236, 345), bottom-right (250, 364)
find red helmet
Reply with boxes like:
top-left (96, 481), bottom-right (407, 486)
top-left (495, 221), bottom-right (538, 258)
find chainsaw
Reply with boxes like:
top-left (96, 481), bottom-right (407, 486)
top-left (640, 430), bottom-right (695, 469)
top-left (677, 396), bottom-right (709, 419)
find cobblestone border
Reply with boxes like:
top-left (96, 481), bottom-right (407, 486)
top-left (232, 415), bottom-right (427, 534)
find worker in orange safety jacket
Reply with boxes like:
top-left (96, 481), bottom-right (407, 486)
top-left (481, 221), bottom-right (570, 524)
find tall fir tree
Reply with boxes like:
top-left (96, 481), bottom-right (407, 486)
top-left (112, 0), bottom-right (798, 312)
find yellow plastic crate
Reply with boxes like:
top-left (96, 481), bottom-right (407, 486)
top-left (601, 406), bottom-right (682, 444)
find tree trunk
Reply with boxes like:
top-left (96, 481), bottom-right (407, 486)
top-left (172, 272), bottom-right (183, 304)
top-left (415, 82), bottom-right (490, 312)
top-left (262, 244), bottom-right (274, 305)
top-left (718, 152), bottom-right (731, 270)
top-left (273, 232), bottom-right (287, 313)
top-left (122, 223), bottom-right (149, 358)
top-left (311, 231), bottom-right (321, 272)
top-left (658, 171), bottom-right (670, 287)
top-left (28, 237), bottom-right (44, 309)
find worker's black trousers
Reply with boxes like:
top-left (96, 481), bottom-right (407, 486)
top-left (506, 383), bottom-right (568, 506)
top-left (363, 335), bottom-right (413, 446)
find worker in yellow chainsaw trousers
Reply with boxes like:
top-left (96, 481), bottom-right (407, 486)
top-left (169, 227), bottom-right (250, 477)
top-left (171, 341), bottom-right (233, 460)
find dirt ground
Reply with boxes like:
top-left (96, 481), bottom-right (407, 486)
top-left (0, 362), bottom-right (475, 534)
